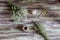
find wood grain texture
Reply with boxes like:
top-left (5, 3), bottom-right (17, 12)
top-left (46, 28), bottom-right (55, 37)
top-left (0, 0), bottom-right (60, 40)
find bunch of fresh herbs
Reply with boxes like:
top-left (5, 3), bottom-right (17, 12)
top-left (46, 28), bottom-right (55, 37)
top-left (8, 0), bottom-right (49, 40)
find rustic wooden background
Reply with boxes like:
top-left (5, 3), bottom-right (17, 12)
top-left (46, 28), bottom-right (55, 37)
top-left (0, 0), bottom-right (60, 40)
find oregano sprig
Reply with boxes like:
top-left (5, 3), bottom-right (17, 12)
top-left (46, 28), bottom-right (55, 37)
top-left (8, 0), bottom-right (24, 22)
top-left (33, 22), bottom-right (49, 40)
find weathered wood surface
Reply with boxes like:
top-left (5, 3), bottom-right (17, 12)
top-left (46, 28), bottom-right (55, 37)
top-left (0, 0), bottom-right (60, 40)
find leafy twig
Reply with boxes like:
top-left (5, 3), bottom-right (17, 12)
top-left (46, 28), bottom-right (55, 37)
top-left (8, 0), bottom-right (24, 22)
top-left (33, 22), bottom-right (49, 40)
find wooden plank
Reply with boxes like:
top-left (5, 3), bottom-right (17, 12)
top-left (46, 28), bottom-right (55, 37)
top-left (0, 3), bottom-right (8, 7)
top-left (0, 12), bottom-right (11, 14)
top-left (0, 10), bottom-right (11, 13)
top-left (0, 7), bottom-right (10, 10)
top-left (0, 0), bottom-right (14, 3)
top-left (0, 14), bottom-right (11, 18)
top-left (0, 18), bottom-right (11, 20)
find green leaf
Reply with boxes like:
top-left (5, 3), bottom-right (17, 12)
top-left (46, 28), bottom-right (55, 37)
top-left (33, 22), bottom-right (49, 40)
